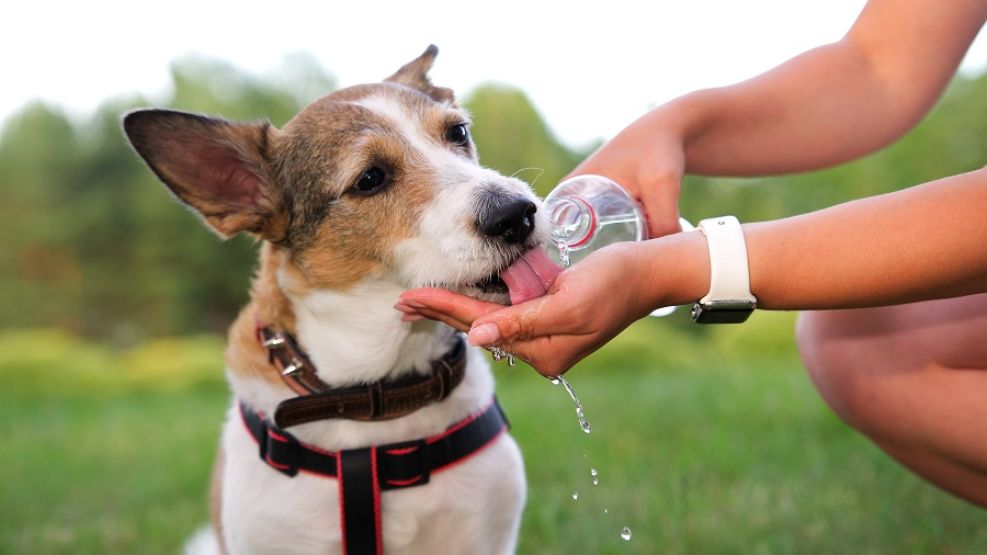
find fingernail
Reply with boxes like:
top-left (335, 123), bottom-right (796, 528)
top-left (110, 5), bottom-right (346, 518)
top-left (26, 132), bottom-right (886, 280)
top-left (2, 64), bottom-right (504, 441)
top-left (393, 303), bottom-right (417, 314)
top-left (401, 313), bottom-right (425, 322)
top-left (402, 299), bottom-right (426, 309)
top-left (468, 323), bottom-right (500, 346)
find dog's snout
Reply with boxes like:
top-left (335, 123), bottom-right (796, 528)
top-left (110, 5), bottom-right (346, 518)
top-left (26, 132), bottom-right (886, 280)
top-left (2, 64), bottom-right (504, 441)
top-left (477, 196), bottom-right (537, 244)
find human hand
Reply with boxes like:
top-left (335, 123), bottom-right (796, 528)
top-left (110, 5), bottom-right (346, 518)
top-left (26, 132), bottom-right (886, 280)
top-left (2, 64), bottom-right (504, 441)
top-left (396, 242), bottom-right (675, 377)
top-left (569, 109), bottom-right (687, 239)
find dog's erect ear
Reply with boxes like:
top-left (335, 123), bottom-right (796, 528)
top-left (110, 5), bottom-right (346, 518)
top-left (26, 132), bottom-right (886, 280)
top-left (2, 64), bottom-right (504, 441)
top-left (386, 44), bottom-right (454, 103)
top-left (122, 109), bottom-right (287, 241)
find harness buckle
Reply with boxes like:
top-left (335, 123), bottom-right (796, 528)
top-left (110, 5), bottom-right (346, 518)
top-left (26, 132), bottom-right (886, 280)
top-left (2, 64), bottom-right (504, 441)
top-left (377, 438), bottom-right (430, 490)
top-left (259, 421), bottom-right (301, 477)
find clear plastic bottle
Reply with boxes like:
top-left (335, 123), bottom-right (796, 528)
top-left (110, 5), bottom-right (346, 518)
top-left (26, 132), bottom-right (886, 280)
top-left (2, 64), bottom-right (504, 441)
top-left (544, 174), bottom-right (692, 317)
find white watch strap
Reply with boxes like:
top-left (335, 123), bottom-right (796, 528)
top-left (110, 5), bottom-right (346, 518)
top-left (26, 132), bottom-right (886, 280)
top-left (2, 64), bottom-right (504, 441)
top-left (697, 216), bottom-right (756, 305)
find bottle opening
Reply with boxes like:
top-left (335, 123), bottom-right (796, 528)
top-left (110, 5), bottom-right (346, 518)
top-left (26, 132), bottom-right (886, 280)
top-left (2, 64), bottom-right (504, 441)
top-left (548, 197), bottom-right (596, 248)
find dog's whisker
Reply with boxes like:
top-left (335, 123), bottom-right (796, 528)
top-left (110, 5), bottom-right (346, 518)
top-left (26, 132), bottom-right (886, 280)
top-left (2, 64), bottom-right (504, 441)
top-left (509, 167), bottom-right (547, 186)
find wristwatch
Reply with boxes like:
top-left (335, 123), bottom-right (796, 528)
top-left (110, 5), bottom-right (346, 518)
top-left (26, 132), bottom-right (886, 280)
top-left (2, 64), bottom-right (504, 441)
top-left (691, 216), bottom-right (757, 324)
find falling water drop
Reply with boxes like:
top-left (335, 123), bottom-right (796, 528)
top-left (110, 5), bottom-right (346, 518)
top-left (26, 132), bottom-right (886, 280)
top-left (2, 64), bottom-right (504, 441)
top-left (590, 468), bottom-right (599, 486)
top-left (550, 378), bottom-right (561, 385)
top-left (620, 527), bottom-right (632, 541)
top-left (571, 491), bottom-right (579, 501)
top-left (558, 376), bottom-right (591, 434)
top-left (554, 235), bottom-right (571, 268)
top-left (507, 354), bottom-right (516, 367)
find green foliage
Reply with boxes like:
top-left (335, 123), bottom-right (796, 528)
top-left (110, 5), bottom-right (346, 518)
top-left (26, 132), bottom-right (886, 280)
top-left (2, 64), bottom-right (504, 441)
top-left (0, 328), bottom-right (226, 396)
top-left (0, 56), bottom-right (333, 339)
top-left (463, 84), bottom-right (587, 197)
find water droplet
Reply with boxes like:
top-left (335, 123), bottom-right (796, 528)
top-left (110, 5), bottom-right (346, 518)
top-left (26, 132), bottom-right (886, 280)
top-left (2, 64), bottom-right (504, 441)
top-left (591, 468), bottom-right (599, 485)
top-left (576, 407), bottom-right (592, 434)
top-left (490, 347), bottom-right (505, 362)
top-left (603, 508), bottom-right (609, 515)
top-left (507, 354), bottom-right (516, 367)
top-left (550, 378), bottom-right (560, 385)
top-left (552, 233), bottom-right (571, 268)
top-left (571, 491), bottom-right (579, 501)
top-left (559, 377), bottom-right (592, 434)
top-left (620, 527), bottom-right (632, 541)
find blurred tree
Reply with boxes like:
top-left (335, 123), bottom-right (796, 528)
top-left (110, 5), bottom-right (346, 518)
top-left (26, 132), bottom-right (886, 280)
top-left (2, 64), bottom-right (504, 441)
top-left (0, 56), bottom-right (335, 341)
top-left (464, 84), bottom-right (587, 197)
top-left (0, 103), bottom-right (85, 329)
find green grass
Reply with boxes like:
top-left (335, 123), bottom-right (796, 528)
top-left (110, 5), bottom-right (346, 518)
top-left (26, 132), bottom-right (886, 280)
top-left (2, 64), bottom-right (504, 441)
top-left (1, 323), bottom-right (985, 554)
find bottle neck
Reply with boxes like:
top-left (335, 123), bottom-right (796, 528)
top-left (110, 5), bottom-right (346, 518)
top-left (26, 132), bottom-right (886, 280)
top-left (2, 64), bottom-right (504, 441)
top-left (548, 197), bottom-right (596, 248)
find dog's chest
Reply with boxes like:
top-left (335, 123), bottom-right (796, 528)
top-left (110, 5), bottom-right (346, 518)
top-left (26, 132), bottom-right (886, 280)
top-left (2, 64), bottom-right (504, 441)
top-left (219, 408), bottom-right (525, 555)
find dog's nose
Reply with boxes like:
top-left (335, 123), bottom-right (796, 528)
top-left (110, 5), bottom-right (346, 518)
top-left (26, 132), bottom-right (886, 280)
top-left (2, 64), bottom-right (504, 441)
top-left (478, 196), bottom-right (537, 244)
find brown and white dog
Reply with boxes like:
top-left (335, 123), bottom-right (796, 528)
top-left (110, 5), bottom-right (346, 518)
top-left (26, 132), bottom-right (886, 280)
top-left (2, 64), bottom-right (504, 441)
top-left (123, 46), bottom-right (562, 554)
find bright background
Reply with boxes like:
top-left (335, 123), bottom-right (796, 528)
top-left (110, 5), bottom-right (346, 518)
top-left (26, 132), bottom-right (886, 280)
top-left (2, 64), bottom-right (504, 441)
top-left (5, 0), bottom-right (987, 147)
top-left (3, 1), bottom-right (987, 553)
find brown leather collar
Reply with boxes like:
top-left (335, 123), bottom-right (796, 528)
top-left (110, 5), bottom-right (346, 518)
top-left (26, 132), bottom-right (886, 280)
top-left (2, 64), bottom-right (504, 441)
top-left (256, 324), bottom-right (467, 428)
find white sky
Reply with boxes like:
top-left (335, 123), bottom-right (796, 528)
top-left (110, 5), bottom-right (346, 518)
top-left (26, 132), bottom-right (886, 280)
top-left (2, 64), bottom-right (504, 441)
top-left (4, 0), bottom-right (987, 147)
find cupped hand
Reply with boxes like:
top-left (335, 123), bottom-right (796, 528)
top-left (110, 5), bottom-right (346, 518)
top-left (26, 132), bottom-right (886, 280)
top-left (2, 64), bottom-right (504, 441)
top-left (568, 110), bottom-right (687, 239)
top-left (395, 243), bottom-right (660, 377)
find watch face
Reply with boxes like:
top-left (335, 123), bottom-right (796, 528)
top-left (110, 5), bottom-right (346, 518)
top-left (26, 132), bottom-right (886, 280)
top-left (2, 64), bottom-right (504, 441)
top-left (691, 303), bottom-right (754, 324)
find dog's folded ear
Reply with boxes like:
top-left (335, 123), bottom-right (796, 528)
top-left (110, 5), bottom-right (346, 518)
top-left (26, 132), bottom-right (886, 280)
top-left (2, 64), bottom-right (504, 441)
top-left (123, 109), bottom-right (287, 241)
top-left (386, 44), bottom-right (454, 103)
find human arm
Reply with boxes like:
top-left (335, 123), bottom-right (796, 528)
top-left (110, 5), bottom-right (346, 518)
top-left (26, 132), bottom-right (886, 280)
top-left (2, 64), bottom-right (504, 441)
top-left (578, 0), bottom-right (987, 237)
top-left (398, 167), bottom-right (987, 375)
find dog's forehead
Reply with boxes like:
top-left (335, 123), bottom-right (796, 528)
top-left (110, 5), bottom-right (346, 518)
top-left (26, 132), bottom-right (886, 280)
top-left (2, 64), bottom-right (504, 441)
top-left (285, 83), bottom-right (457, 138)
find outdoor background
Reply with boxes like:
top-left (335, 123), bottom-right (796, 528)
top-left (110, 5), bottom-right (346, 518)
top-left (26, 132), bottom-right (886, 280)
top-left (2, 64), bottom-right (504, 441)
top-left (4, 34), bottom-right (987, 555)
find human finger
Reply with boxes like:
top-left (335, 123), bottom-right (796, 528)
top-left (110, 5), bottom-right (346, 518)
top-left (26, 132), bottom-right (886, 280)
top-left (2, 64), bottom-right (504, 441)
top-left (398, 288), bottom-right (504, 326)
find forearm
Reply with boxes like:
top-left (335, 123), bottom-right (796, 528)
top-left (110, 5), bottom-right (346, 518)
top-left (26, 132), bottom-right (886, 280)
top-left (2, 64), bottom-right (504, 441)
top-left (652, 0), bottom-right (987, 176)
top-left (642, 168), bottom-right (987, 311)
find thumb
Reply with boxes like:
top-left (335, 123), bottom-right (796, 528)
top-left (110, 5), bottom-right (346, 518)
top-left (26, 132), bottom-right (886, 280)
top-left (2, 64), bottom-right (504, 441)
top-left (638, 169), bottom-right (683, 238)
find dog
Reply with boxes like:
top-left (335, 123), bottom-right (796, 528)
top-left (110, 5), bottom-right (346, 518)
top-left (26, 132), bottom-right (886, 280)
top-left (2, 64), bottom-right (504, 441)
top-left (123, 45), bottom-right (562, 555)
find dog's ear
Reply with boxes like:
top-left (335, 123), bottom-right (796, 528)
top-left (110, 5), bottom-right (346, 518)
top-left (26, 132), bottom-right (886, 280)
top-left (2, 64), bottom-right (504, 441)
top-left (122, 109), bottom-right (288, 241)
top-left (386, 44), bottom-right (454, 103)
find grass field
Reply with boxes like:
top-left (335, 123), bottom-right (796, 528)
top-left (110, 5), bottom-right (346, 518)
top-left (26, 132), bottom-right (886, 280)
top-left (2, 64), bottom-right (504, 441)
top-left (2, 317), bottom-right (985, 554)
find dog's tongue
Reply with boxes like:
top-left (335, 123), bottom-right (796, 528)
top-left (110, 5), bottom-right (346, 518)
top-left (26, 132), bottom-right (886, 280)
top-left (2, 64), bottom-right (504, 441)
top-left (500, 248), bottom-right (563, 305)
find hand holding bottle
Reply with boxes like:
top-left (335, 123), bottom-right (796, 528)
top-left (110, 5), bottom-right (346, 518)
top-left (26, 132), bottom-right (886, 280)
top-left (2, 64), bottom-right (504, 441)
top-left (566, 108), bottom-right (690, 239)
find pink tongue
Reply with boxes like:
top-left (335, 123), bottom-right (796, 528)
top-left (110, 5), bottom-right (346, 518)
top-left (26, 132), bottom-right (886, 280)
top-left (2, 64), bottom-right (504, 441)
top-left (499, 248), bottom-right (563, 305)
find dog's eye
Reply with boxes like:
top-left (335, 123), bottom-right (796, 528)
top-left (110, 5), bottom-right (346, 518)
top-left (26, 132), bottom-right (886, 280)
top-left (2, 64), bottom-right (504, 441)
top-left (445, 123), bottom-right (470, 146)
top-left (351, 167), bottom-right (389, 195)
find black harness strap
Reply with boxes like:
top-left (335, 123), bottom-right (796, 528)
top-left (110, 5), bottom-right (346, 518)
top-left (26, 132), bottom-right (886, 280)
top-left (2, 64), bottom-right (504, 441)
top-left (339, 448), bottom-right (381, 555)
top-left (239, 398), bottom-right (509, 555)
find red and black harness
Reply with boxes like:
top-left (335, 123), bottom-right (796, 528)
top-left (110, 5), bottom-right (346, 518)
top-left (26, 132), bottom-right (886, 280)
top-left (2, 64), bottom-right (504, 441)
top-left (241, 326), bottom-right (509, 555)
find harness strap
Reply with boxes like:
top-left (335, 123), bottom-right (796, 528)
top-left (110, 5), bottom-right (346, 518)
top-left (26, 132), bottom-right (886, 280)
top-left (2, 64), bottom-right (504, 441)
top-left (239, 397), bottom-right (509, 555)
top-left (339, 448), bottom-right (382, 555)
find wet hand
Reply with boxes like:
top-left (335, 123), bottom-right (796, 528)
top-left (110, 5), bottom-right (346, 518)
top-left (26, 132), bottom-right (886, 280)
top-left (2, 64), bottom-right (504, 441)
top-left (396, 244), bottom-right (659, 377)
